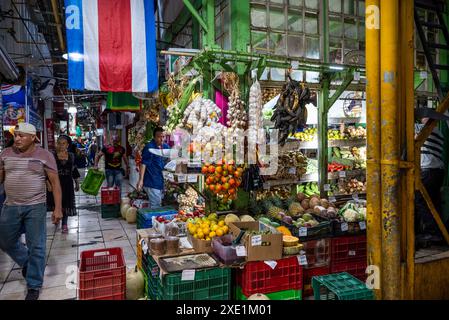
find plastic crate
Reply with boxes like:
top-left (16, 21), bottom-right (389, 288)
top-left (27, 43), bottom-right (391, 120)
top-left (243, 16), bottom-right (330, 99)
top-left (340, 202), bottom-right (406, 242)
top-left (279, 214), bottom-right (333, 242)
top-left (155, 267), bottom-right (231, 300)
top-left (234, 286), bottom-right (302, 300)
top-left (101, 187), bottom-right (120, 205)
top-left (303, 265), bottom-right (330, 297)
top-left (101, 204), bottom-right (121, 219)
top-left (143, 271), bottom-right (149, 298)
top-left (332, 220), bottom-right (366, 236)
top-left (236, 256), bottom-right (303, 296)
top-left (330, 260), bottom-right (368, 282)
top-left (81, 169), bottom-right (105, 196)
top-left (330, 235), bottom-right (367, 264)
top-left (301, 238), bottom-right (331, 268)
top-left (136, 207), bottom-right (177, 229)
top-left (312, 272), bottom-right (374, 300)
top-left (78, 247), bottom-right (126, 300)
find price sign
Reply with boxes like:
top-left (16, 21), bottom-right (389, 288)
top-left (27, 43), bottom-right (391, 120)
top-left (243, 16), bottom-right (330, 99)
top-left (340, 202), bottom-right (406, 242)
top-left (339, 171), bottom-right (347, 178)
top-left (359, 221), bottom-right (366, 230)
top-left (141, 240), bottom-right (149, 254)
top-left (329, 196), bottom-right (337, 203)
top-left (341, 222), bottom-right (349, 232)
top-left (177, 174), bottom-right (187, 183)
top-left (349, 250), bottom-right (356, 256)
top-left (297, 255), bottom-right (308, 266)
top-left (236, 245), bottom-right (247, 257)
top-left (181, 269), bottom-right (195, 281)
top-left (288, 167), bottom-right (296, 175)
top-left (167, 173), bottom-right (175, 182)
top-left (299, 227), bottom-right (308, 237)
top-left (251, 235), bottom-right (262, 246)
top-left (264, 261), bottom-right (278, 270)
top-left (352, 193), bottom-right (359, 201)
top-left (354, 71), bottom-right (361, 81)
top-left (324, 184), bottom-right (331, 191)
top-left (188, 175), bottom-right (198, 183)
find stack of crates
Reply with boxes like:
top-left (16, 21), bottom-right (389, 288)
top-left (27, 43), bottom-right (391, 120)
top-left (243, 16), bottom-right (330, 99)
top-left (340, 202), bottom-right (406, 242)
top-left (142, 253), bottom-right (231, 300)
top-left (100, 187), bottom-right (120, 219)
top-left (311, 272), bottom-right (373, 300)
top-left (330, 235), bottom-right (367, 282)
top-left (301, 238), bottom-right (331, 298)
top-left (137, 207), bottom-right (177, 229)
top-left (235, 256), bottom-right (303, 300)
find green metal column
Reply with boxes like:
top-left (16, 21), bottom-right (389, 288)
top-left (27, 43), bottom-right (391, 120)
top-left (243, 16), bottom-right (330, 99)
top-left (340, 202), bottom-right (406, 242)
top-left (206, 0), bottom-right (215, 47)
top-left (318, 76), bottom-right (331, 197)
top-left (322, 0), bottom-right (329, 63)
top-left (192, 19), bottom-right (200, 49)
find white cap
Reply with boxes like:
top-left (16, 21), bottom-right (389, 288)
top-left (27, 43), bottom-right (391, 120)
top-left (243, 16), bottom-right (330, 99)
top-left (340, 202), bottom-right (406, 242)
top-left (15, 123), bottom-right (40, 142)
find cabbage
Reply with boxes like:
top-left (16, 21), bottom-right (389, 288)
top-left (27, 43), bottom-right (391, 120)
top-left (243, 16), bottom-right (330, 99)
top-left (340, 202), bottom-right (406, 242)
top-left (343, 209), bottom-right (358, 222)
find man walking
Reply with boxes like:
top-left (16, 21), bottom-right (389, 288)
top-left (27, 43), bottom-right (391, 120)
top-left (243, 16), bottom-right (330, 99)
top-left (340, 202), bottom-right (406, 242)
top-left (95, 135), bottom-right (129, 194)
top-left (137, 127), bottom-right (170, 208)
top-left (88, 139), bottom-right (98, 166)
top-left (0, 123), bottom-right (62, 300)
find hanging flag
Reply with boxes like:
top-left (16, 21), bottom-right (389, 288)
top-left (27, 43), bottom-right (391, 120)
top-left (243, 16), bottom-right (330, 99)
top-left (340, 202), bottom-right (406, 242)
top-left (64, 0), bottom-right (158, 93)
top-left (106, 92), bottom-right (142, 112)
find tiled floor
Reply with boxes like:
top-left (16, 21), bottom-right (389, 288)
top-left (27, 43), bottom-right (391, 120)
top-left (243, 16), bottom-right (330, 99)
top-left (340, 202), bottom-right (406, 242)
top-left (0, 168), bottom-right (137, 300)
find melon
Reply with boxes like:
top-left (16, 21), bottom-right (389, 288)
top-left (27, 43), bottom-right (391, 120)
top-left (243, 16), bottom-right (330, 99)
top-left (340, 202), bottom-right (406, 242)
top-left (247, 293), bottom-right (270, 300)
top-left (301, 199), bottom-right (310, 210)
top-left (309, 197), bottom-right (320, 208)
top-left (240, 215), bottom-right (255, 222)
top-left (126, 266), bottom-right (144, 300)
top-left (224, 213), bottom-right (240, 225)
top-left (121, 204), bottom-right (131, 219)
top-left (126, 207), bottom-right (138, 224)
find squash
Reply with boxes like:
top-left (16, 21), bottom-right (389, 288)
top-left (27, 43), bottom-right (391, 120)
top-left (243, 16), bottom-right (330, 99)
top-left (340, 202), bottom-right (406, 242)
top-left (121, 204), bottom-right (131, 219)
top-left (283, 244), bottom-right (301, 255)
top-left (240, 215), bottom-right (255, 222)
top-left (276, 226), bottom-right (292, 236)
top-left (126, 266), bottom-right (144, 300)
top-left (224, 214), bottom-right (240, 225)
top-left (126, 207), bottom-right (138, 224)
top-left (248, 293), bottom-right (270, 300)
top-left (282, 235), bottom-right (299, 247)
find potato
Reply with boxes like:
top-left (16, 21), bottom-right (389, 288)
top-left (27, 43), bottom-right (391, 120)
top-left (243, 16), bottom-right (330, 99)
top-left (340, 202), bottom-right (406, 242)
top-left (309, 197), bottom-right (320, 208)
top-left (320, 199), bottom-right (330, 209)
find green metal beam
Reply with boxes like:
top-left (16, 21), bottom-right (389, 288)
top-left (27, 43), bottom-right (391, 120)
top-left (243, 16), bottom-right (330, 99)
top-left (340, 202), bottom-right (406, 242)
top-left (183, 0), bottom-right (208, 32)
top-left (231, 0), bottom-right (250, 52)
top-left (322, 0), bottom-right (329, 63)
top-left (327, 69), bottom-right (355, 112)
top-left (206, 0), bottom-right (215, 47)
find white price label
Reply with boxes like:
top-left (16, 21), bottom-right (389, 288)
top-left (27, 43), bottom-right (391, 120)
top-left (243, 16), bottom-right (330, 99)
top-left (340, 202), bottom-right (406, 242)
top-left (167, 173), bottom-right (175, 182)
top-left (359, 221), bottom-right (366, 230)
top-left (288, 167), bottom-right (296, 175)
top-left (324, 184), bottom-right (331, 191)
top-left (264, 260), bottom-right (278, 270)
top-left (354, 71), bottom-right (361, 81)
top-left (251, 235), bottom-right (262, 246)
top-left (297, 255), bottom-right (308, 266)
top-left (349, 250), bottom-right (356, 256)
top-left (341, 222), bottom-right (349, 232)
top-left (181, 269), bottom-right (196, 281)
top-left (352, 193), bottom-right (359, 201)
top-left (177, 174), bottom-right (187, 183)
top-left (236, 245), bottom-right (247, 257)
top-left (187, 175), bottom-right (198, 183)
top-left (299, 227), bottom-right (308, 237)
top-left (339, 171), bottom-right (347, 178)
top-left (329, 196), bottom-right (337, 203)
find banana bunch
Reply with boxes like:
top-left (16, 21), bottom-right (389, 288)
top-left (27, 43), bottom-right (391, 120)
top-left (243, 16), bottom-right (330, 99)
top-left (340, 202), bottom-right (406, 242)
top-left (293, 127), bottom-right (317, 141)
top-left (328, 129), bottom-right (346, 140)
top-left (298, 182), bottom-right (320, 197)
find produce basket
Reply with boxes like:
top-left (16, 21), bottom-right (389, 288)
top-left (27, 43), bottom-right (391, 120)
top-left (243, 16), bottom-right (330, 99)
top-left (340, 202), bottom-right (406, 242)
top-left (78, 247), bottom-right (126, 300)
top-left (330, 235), bottom-right (367, 264)
top-left (330, 260), bottom-right (368, 282)
top-left (101, 204), bottom-right (121, 219)
top-left (234, 286), bottom-right (302, 300)
top-left (279, 214), bottom-right (333, 242)
top-left (81, 169), bottom-right (105, 196)
top-left (101, 187), bottom-right (120, 205)
top-left (236, 256), bottom-right (303, 296)
top-left (332, 220), bottom-right (366, 236)
top-left (301, 238), bottom-right (331, 268)
top-left (311, 272), bottom-right (373, 300)
top-left (303, 265), bottom-right (330, 297)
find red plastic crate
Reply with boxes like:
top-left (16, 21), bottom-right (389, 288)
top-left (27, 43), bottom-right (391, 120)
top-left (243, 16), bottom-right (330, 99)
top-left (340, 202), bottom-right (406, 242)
top-left (302, 238), bottom-right (331, 268)
top-left (303, 265), bottom-right (330, 297)
top-left (331, 260), bottom-right (368, 282)
top-left (236, 256), bottom-right (303, 296)
top-left (101, 187), bottom-right (120, 205)
top-left (78, 247), bottom-right (126, 300)
top-left (330, 235), bottom-right (367, 264)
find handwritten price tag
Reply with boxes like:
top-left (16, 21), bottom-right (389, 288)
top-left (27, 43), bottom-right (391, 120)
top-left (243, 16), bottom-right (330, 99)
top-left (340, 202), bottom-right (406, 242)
top-left (352, 193), bottom-right (359, 201)
top-left (251, 235), bottom-right (262, 246)
top-left (349, 250), bottom-right (356, 256)
top-left (177, 174), bottom-right (187, 183)
top-left (187, 175), bottom-right (198, 183)
top-left (236, 245), bottom-right (247, 257)
top-left (264, 261), bottom-right (278, 270)
top-left (329, 196), bottom-right (337, 203)
top-left (181, 269), bottom-right (195, 281)
top-left (359, 221), bottom-right (366, 230)
top-left (324, 184), bottom-right (331, 191)
top-left (297, 255), bottom-right (308, 266)
top-left (339, 171), bottom-right (347, 178)
top-left (167, 173), bottom-right (175, 182)
top-left (341, 222), bottom-right (349, 232)
top-left (298, 227), bottom-right (308, 237)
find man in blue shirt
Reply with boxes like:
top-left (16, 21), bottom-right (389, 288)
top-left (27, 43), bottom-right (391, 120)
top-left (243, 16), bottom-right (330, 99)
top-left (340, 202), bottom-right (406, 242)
top-left (137, 127), bottom-right (170, 208)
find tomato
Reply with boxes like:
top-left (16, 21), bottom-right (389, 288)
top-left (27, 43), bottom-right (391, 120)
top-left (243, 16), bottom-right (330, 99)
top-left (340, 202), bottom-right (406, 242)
top-left (201, 166), bottom-right (209, 174)
top-left (215, 184), bottom-right (222, 193)
top-left (221, 176), bottom-right (228, 184)
top-left (209, 184), bottom-right (216, 192)
top-left (229, 188), bottom-right (236, 195)
top-left (215, 166), bottom-right (223, 174)
top-left (229, 178), bottom-right (236, 186)
top-left (208, 166), bottom-right (215, 174)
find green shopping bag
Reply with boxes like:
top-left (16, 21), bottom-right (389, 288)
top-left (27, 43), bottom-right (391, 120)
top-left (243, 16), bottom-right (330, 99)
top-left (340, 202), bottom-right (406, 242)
top-left (81, 169), bottom-right (105, 196)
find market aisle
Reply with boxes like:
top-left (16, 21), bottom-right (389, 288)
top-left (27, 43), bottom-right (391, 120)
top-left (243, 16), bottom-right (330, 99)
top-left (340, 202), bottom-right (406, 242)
top-left (0, 169), bottom-right (137, 300)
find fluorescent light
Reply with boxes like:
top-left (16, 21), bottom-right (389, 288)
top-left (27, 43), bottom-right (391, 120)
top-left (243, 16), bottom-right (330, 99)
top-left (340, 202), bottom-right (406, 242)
top-left (68, 105), bottom-right (77, 114)
top-left (62, 53), bottom-right (68, 60)
top-left (63, 52), bottom-right (83, 62)
top-left (329, 65), bottom-right (345, 71)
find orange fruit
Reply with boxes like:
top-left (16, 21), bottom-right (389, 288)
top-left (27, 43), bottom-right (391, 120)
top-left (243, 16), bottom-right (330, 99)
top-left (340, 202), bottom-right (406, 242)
top-left (222, 226), bottom-right (229, 234)
top-left (209, 231), bottom-right (216, 238)
top-left (234, 170), bottom-right (242, 178)
top-left (201, 166), bottom-right (208, 174)
top-left (215, 184), bottom-right (222, 192)
top-left (221, 176), bottom-right (228, 184)
top-left (218, 220), bottom-right (225, 227)
top-left (209, 184), bottom-right (216, 192)
top-left (208, 166), bottom-right (215, 174)
top-left (216, 166), bottom-right (223, 174)
top-left (227, 165), bottom-right (234, 173)
top-left (216, 229), bottom-right (224, 237)
top-left (223, 183), bottom-right (230, 190)
top-left (197, 231), bottom-right (204, 239)
top-left (229, 188), bottom-right (236, 195)
top-left (229, 178), bottom-right (236, 186)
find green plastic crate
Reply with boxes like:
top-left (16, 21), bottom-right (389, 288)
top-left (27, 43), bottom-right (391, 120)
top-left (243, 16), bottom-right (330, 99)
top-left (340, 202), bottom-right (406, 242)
top-left (234, 286), bottom-right (302, 300)
top-left (81, 169), bottom-right (105, 196)
top-left (312, 272), bottom-right (374, 300)
top-left (143, 271), bottom-right (149, 298)
top-left (101, 204), bottom-right (120, 219)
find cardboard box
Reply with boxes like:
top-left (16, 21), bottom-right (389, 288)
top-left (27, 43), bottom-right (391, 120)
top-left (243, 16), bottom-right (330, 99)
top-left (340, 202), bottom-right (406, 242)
top-left (187, 233), bottom-right (213, 253)
top-left (228, 221), bottom-right (283, 262)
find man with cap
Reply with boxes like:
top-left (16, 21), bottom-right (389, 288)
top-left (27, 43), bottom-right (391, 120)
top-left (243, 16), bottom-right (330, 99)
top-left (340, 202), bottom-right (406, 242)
top-left (95, 135), bottom-right (129, 194)
top-left (0, 123), bottom-right (63, 300)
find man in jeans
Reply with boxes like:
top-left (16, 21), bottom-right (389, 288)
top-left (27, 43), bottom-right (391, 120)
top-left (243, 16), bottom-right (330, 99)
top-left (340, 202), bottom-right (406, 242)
top-left (137, 127), bottom-right (170, 208)
top-left (95, 135), bottom-right (129, 194)
top-left (0, 123), bottom-right (62, 300)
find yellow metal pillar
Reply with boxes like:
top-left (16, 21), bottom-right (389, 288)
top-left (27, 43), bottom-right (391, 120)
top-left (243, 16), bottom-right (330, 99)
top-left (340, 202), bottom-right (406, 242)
top-left (380, 0), bottom-right (401, 300)
top-left (365, 0), bottom-right (382, 300)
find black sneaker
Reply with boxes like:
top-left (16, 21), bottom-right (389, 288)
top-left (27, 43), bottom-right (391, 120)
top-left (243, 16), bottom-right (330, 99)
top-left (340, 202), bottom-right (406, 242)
top-left (25, 289), bottom-right (39, 300)
top-left (22, 265), bottom-right (27, 279)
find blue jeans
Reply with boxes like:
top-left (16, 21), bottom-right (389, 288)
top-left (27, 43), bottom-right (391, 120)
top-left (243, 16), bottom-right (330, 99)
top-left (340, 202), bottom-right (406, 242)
top-left (105, 169), bottom-right (123, 193)
top-left (144, 187), bottom-right (163, 208)
top-left (0, 203), bottom-right (47, 289)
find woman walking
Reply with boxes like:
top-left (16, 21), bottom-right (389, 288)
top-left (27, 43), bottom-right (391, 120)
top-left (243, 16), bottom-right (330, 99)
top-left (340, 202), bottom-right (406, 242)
top-left (47, 135), bottom-right (80, 233)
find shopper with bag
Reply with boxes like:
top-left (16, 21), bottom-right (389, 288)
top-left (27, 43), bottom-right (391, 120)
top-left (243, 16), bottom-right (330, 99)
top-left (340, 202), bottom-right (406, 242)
top-left (0, 123), bottom-right (62, 300)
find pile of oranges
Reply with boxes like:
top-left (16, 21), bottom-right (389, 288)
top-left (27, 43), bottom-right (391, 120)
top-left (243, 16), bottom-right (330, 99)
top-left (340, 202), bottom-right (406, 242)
top-left (202, 159), bottom-right (244, 202)
top-left (188, 214), bottom-right (230, 241)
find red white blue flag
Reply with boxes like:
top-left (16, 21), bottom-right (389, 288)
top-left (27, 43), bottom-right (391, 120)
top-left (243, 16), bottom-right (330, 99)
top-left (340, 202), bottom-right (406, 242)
top-left (64, 0), bottom-right (158, 93)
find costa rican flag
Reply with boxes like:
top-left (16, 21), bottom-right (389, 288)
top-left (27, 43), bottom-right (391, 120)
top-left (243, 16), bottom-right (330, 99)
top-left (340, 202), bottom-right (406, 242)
top-left (64, 0), bottom-right (158, 93)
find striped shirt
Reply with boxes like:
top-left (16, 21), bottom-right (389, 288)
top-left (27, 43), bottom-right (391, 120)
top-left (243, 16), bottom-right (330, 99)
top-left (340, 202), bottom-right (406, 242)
top-left (415, 124), bottom-right (445, 169)
top-left (0, 146), bottom-right (57, 206)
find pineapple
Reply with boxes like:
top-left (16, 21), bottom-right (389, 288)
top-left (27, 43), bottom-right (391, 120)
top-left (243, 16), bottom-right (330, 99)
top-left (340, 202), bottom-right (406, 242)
top-left (288, 202), bottom-right (304, 217)
top-left (262, 198), bottom-right (284, 219)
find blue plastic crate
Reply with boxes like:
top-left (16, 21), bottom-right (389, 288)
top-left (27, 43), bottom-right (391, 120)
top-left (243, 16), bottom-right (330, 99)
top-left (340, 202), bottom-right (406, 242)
top-left (137, 207), bottom-right (178, 229)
